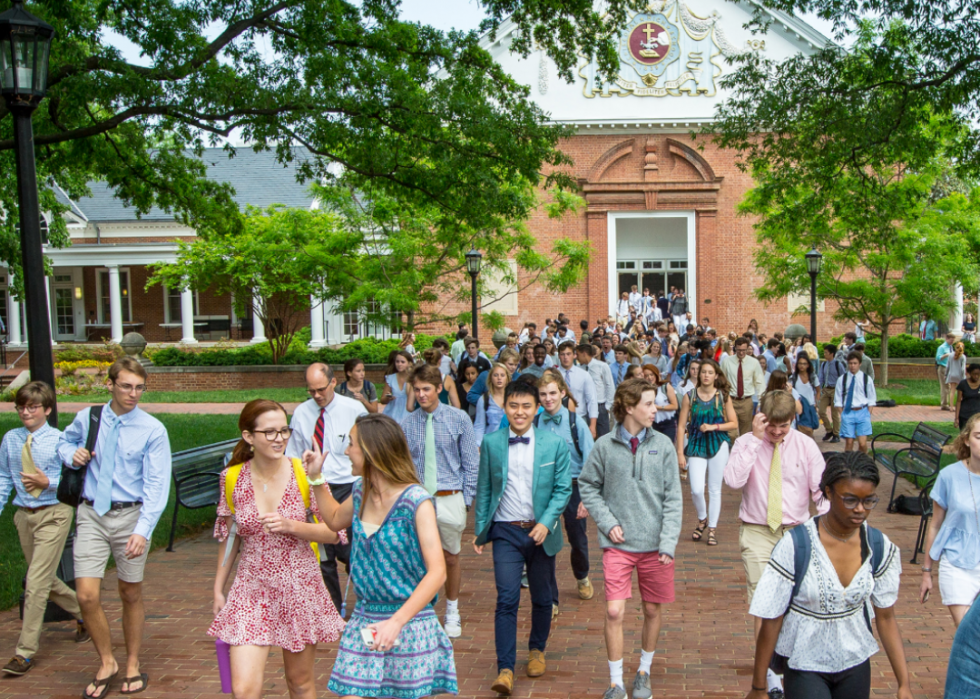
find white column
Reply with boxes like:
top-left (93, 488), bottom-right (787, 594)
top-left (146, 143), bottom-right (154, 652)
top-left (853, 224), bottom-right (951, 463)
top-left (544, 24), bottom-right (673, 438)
top-left (952, 283), bottom-right (964, 337)
top-left (108, 264), bottom-right (123, 343)
top-left (250, 295), bottom-right (267, 344)
top-left (7, 273), bottom-right (22, 346)
top-left (44, 278), bottom-right (57, 346)
top-left (180, 289), bottom-right (198, 344)
top-left (309, 295), bottom-right (326, 348)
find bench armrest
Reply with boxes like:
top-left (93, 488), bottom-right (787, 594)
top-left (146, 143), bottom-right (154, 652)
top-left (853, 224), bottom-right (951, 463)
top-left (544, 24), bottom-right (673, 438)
top-left (870, 432), bottom-right (912, 461)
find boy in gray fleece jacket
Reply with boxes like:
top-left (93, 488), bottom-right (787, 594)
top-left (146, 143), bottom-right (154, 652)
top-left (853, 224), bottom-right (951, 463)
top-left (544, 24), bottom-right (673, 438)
top-left (579, 378), bottom-right (683, 699)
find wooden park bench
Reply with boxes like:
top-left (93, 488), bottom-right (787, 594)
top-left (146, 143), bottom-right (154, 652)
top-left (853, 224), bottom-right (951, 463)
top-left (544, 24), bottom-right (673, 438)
top-left (167, 439), bottom-right (238, 551)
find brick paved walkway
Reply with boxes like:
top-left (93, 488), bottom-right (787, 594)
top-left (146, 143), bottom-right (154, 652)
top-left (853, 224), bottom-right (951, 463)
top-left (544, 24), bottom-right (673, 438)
top-left (0, 458), bottom-right (953, 699)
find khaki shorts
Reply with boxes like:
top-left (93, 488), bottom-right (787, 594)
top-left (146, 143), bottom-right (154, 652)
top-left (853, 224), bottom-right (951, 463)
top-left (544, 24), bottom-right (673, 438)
top-left (739, 522), bottom-right (794, 604)
top-left (74, 502), bottom-right (148, 583)
top-left (435, 493), bottom-right (467, 555)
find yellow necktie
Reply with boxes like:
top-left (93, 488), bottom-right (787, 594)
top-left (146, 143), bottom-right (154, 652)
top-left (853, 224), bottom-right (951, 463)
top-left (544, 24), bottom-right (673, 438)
top-left (767, 443), bottom-right (783, 533)
top-left (21, 434), bottom-right (43, 499)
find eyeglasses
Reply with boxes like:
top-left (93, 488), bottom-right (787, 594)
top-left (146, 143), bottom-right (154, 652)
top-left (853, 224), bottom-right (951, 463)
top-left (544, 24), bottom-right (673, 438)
top-left (834, 492), bottom-right (880, 510)
top-left (15, 404), bottom-right (42, 414)
top-left (251, 427), bottom-right (293, 441)
top-left (114, 382), bottom-right (147, 394)
top-left (307, 386), bottom-right (331, 397)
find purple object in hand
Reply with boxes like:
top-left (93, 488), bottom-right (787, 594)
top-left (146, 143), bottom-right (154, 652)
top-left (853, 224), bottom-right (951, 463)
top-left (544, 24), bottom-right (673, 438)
top-left (215, 639), bottom-right (232, 693)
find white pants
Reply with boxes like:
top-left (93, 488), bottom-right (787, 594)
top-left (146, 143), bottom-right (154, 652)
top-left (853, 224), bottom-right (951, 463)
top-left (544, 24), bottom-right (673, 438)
top-left (688, 442), bottom-right (730, 527)
top-left (673, 315), bottom-right (687, 331)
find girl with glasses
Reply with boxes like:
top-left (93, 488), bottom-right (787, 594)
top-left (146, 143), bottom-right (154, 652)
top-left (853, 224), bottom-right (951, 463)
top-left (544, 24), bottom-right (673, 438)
top-left (209, 399), bottom-right (345, 698)
top-left (745, 451), bottom-right (911, 699)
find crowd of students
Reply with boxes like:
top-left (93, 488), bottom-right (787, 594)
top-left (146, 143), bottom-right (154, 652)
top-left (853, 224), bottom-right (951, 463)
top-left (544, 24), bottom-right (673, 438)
top-left (0, 304), bottom-right (977, 699)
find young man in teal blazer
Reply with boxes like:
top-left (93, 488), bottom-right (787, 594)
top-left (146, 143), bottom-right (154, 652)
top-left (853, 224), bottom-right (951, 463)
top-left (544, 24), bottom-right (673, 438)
top-left (474, 380), bottom-right (572, 696)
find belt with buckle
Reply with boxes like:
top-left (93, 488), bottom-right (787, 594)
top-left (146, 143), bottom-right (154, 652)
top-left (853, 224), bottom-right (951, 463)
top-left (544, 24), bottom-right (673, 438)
top-left (434, 490), bottom-right (462, 497)
top-left (501, 520), bottom-right (537, 529)
top-left (80, 499), bottom-right (142, 511)
top-left (19, 504), bottom-right (55, 514)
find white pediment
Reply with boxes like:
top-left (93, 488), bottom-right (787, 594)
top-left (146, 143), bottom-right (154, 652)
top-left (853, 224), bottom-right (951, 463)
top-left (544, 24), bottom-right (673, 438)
top-left (483, 0), bottom-right (834, 127)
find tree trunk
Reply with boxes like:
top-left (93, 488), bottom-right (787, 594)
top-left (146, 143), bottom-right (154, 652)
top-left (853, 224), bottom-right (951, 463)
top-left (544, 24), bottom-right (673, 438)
top-left (880, 322), bottom-right (890, 387)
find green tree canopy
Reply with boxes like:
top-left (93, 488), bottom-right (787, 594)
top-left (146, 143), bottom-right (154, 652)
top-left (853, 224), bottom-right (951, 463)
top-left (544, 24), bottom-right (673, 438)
top-left (0, 0), bottom-right (647, 294)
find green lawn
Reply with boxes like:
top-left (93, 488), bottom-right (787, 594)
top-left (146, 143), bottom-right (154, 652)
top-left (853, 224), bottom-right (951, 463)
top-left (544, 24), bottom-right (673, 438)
top-left (0, 413), bottom-right (240, 610)
top-left (871, 421), bottom-right (959, 440)
top-left (55, 384), bottom-right (385, 404)
top-left (876, 379), bottom-right (941, 406)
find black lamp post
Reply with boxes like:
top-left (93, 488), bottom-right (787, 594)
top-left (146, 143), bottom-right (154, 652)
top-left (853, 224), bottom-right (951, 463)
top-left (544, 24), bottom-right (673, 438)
top-left (465, 249), bottom-right (482, 343)
top-left (805, 248), bottom-right (822, 344)
top-left (1, 0), bottom-right (56, 425)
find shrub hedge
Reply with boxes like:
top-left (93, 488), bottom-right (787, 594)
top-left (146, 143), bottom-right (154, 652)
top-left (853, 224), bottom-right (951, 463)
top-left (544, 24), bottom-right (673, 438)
top-left (820, 334), bottom-right (947, 359)
top-left (150, 333), bottom-right (449, 367)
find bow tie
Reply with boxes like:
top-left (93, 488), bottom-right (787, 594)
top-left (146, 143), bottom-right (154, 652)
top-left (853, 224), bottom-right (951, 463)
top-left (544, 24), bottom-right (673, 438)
top-left (508, 436), bottom-right (530, 446)
top-left (542, 413), bottom-right (562, 425)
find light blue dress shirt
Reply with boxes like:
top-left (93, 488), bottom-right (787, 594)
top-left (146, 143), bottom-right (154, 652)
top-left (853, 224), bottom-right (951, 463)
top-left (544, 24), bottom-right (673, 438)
top-left (936, 342), bottom-right (954, 368)
top-left (536, 406), bottom-right (594, 478)
top-left (0, 423), bottom-right (63, 513)
top-left (611, 360), bottom-right (631, 387)
top-left (57, 404), bottom-right (172, 540)
top-left (556, 365), bottom-right (598, 419)
top-left (929, 461), bottom-right (980, 569)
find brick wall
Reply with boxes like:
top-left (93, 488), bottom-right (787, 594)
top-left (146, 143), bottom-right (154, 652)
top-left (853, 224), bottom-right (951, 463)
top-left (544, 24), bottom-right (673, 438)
top-left (145, 364), bottom-right (387, 392)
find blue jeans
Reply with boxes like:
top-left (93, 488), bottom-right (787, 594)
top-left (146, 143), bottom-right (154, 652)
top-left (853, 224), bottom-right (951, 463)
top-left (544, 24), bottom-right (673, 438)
top-left (490, 521), bottom-right (556, 671)
top-left (945, 597), bottom-right (980, 698)
top-left (550, 481), bottom-right (589, 605)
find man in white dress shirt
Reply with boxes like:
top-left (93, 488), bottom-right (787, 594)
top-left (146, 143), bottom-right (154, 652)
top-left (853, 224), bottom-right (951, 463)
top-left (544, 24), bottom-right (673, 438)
top-left (628, 285), bottom-right (642, 313)
top-left (834, 352), bottom-right (877, 454)
top-left (576, 343), bottom-right (615, 438)
top-left (286, 363), bottom-right (367, 612)
top-left (556, 341), bottom-right (599, 438)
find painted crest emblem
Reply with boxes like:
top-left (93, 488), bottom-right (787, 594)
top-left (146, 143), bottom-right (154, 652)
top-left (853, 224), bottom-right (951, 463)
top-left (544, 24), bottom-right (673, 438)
top-left (619, 14), bottom-right (680, 85)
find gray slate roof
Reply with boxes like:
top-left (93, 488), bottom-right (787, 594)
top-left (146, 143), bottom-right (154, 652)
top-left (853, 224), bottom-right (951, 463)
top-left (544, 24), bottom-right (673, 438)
top-left (58, 148), bottom-right (317, 223)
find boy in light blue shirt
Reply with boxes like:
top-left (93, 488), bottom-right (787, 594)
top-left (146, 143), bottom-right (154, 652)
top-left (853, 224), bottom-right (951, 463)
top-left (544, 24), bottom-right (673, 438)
top-left (536, 370), bottom-right (596, 609)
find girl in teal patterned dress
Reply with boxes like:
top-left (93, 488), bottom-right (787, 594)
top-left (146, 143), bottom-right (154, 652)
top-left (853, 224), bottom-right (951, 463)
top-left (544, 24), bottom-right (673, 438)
top-left (302, 413), bottom-right (457, 699)
top-left (675, 359), bottom-right (738, 547)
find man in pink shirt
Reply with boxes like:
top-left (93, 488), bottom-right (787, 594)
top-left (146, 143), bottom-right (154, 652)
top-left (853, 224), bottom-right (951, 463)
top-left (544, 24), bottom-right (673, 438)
top-left (723, 390), bottom-right (828, 699)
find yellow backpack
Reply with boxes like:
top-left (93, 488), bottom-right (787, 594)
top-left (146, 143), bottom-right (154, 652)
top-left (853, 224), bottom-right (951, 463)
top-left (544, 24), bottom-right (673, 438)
top-left (224, 458), bottom-right (320, 562)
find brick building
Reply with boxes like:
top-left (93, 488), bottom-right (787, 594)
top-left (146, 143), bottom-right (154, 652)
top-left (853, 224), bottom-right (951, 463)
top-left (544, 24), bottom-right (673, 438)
top-left (473, 0), bottom-right (858, 339)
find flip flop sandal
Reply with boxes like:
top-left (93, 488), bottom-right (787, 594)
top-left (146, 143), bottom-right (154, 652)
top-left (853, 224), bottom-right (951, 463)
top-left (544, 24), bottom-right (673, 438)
top-left (120, 673), bottom-right (149, 695)
top-left (82, 672), bottom-right (117, 699)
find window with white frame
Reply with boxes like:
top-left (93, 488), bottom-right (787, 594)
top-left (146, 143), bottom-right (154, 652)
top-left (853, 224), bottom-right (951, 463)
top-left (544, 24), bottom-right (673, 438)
top-left (164, 287), bottom-right (199, 323)
top-left (97, 269), bottom-right (132, 323)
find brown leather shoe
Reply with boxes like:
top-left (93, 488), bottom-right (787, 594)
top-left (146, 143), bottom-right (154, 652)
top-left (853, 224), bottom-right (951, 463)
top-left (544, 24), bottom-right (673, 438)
top-left (526, 649), bottom-right (546, 677)
top-left (75, 620), bottom-right (91, 643)
top-left (491, 668), bottom-right (514, 695)
top-left (2, 655), bottom-right (33, 676)
top-left (577, 577), bottom-right (595, 600)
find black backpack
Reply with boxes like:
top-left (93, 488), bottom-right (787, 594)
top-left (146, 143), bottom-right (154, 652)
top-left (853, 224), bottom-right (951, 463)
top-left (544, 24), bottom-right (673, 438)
top-left (56, 406), bottom-right (102, 507)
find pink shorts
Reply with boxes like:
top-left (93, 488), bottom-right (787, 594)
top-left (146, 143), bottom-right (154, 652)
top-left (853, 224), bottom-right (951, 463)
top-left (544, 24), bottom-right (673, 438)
top-left (602, 548), bottom-right (675, 604)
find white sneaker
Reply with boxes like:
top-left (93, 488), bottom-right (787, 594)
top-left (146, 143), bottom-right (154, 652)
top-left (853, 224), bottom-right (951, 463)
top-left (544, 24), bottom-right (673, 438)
top-left (444, 613), bottom-right (462, 638)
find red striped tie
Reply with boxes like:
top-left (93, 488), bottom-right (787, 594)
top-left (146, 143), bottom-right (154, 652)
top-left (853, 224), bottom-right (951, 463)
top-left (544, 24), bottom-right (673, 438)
top-left (313, 408), bottom-right (325, 451)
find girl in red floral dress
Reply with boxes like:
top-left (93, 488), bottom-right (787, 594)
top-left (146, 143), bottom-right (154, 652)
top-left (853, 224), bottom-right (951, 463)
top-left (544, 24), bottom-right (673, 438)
top-left (209, 399), bottom-right (345, 698)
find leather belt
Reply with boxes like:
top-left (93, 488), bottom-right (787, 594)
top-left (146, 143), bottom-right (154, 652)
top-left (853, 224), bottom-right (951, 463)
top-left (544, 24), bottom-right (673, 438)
top-left (501, 520), bottom-right (537, 529)
top-left (733, 396), bottom-right (752, 401)
top-left (19, 504), bottom-right (55, 514)
top-left (434, 490), bottom-right (461, 497)
top-left (81, 499), bottom-right (142, 511)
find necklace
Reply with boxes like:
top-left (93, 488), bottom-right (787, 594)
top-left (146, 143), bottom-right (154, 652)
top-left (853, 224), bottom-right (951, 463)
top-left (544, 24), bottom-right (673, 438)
top-left (967, 465), bottom-right (980, 535)
top-left (821, 517), bottom-right (859, 543)
top-left (250, 460), bottom-right (283, 493)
